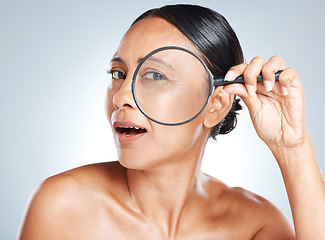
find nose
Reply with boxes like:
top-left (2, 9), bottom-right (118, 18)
top-left (112, 75), bottom-right (137, 110)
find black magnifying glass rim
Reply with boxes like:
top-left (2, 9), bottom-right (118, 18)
top-left (131, 46), bottom-right (214, 126)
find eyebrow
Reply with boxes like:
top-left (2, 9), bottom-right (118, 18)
top-left (110, 57), bottom-right (125, 65)
top-left (110, 56), bottom-right (174, 70)
top-left (140, 56), bottom-right (174, 70)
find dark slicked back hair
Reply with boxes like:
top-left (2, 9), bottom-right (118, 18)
top-left (131, 4), bottom-right (244, 140)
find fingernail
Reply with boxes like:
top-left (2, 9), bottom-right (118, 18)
top-left (246, 85), bottom-right (255, 96)
top-left (264, 81), bottom-right (272, 91)
top-left (282, 87), bottom-right (288, 96)
top-left (222, 88), bottom-right (230, 94)
top-left (219, 89), bottom-right (227, 95)
top-left (224, 70), bottom-right (236, 81)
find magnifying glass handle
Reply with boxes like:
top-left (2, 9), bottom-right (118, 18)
top-left (214, 70), bottom-right (282, 87)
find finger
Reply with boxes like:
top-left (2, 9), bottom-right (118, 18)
top-left (224, 63), bottom-right (248, 81)
top-left (223, 63), bottom-right (249, 97)
top-left (261, 55), bottom-right (287, 92)
top-left (278, 68), bottom-right (299, 96)
top-left (243, 57), bottom-right (266, 96)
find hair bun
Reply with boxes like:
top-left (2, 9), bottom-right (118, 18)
top-left (211, 97), bottom-right (242, 139)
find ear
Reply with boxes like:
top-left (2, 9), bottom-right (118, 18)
top-left (203, 87), bottom-right (234, 128)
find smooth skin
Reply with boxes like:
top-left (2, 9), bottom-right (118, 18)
top-left (18, 17), bottom-right (325, 240)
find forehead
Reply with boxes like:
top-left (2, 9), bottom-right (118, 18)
top-left (113, 17), bottom-right (197, 66)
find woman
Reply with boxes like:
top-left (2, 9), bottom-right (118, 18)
top-left (18, 4), bottom-right (325, 239)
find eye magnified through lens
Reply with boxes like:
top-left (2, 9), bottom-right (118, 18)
top-left (132, 46), bottom-right (280, 126)
top-left (132, 46), bottom-right (213, 126)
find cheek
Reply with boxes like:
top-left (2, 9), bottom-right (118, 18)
top-left (104, 88), bottom-right (115, 124)
top-left (150, 120), bottom-right (206, 157)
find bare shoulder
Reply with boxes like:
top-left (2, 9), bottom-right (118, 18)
top-left (201, 175), bottom-right (294, 239)
top-left (18, 161), bottom-right (126, 240)
top-left (222, 185), bottom-right (295, 239)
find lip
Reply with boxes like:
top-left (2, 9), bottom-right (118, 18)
top-left (113, 121), bottom-right (147, 144)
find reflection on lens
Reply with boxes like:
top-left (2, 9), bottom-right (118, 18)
top-left (132, 46), bottom-right (212, 126)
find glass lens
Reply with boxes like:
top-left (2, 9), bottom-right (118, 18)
top-left (132, 47), bottom-right (211, 125)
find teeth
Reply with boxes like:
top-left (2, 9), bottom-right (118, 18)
top-left (116, 125), bottom-right (146, 136)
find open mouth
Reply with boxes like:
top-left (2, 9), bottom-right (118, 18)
top-left (115, 126), bottom-right (147, 136)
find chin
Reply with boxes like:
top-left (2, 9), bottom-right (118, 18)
top-left (117, 149), bottom-right (173, 171)
top-left (118, 158), bottom-right (153, 171)
top-left (117, 150), bottom-right (148, 170)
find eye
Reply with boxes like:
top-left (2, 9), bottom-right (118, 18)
top-left (143, 71), bottom-right (166, 81)
top-left (108, 69), bottom-right (126, 80)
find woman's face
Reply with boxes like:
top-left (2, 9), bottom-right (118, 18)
top-left (105, 17), bottom-right (211, 170)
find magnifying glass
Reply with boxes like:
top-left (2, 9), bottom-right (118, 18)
top-left (132, 46), bottom-right (280, 126)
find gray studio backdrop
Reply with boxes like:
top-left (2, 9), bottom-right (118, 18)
top-left (1, 0), bottom-right (324, 239)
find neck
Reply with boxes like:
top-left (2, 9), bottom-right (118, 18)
top-left (125, 143), bottom-right (207, 238)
